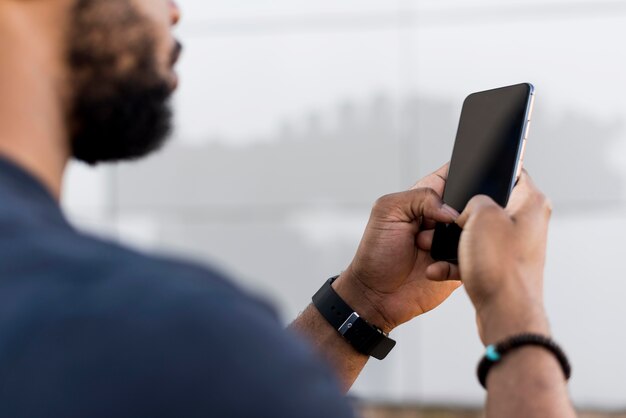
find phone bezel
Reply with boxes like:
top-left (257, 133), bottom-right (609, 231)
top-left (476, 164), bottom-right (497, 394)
top-left (431, 83), bottom-right (536, 264)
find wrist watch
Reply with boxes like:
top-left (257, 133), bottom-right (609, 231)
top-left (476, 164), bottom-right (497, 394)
top-left (312, 276), bottom-right (396, 360)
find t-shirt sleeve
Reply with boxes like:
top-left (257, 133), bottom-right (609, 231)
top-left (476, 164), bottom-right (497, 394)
top-left (138, 290), bottom-right (357, 418)
top-left (63, 284), bottom-right (354, 418)
top-left (0, 260), bottom-right (357, 418)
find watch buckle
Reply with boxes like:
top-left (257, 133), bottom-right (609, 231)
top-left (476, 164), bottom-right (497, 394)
top-left (338, 312), bottom-right (360, 335)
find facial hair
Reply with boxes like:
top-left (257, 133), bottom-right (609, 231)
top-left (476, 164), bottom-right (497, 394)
top-left (67, 0), bottom-right (174, 165)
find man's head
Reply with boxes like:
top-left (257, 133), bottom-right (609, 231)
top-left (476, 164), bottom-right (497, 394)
top-left (67, 0), bottom-right (181, 165)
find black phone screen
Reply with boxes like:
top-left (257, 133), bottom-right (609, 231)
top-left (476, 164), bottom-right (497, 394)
top-left (431, 83), bottom-right (533, 263)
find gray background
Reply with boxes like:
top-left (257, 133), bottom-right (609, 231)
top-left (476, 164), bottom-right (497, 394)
top-left (62, 0), bottom-right (626, 410)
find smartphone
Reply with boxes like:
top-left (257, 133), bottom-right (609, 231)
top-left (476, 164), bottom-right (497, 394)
top-left (431, 83), bottom-right (535, 264)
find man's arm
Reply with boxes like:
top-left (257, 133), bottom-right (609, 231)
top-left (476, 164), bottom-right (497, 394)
top-left (479, 302), bottom-right (574, 417)
top-left (289, 299), bottom-right (367, 392)
top-left (291, 164), bottom-right (462, 391)
top-left (427, 171), bottom-right (576, 418)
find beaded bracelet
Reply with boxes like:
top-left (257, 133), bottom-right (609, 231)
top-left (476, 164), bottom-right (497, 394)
top-left (477, 333), bottom-right (572, 389)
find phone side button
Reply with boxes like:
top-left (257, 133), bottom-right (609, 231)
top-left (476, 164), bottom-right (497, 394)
top-left (516, 159), bottom-right (524, 180)
top-left (524, 121), bottom-right (532, 139)
top-left (528, 94), bottom-right (536, 120)
top-left (516, 140), bottom-right (527, 180)
top-left (520, 139), bottom-right (528, 159)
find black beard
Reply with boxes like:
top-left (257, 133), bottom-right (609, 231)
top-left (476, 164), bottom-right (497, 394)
top-left (67, 0), bottom-right (173, 165)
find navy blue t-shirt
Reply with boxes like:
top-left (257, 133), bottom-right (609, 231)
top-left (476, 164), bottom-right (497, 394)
top-left (0, 158), bottom-right (354, 418)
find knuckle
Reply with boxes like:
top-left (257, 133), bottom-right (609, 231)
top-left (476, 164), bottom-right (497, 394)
top-left (401, 187), bottom-right (440, 207)
top-left (373, 193), bottom-right (396, 210)
top-left (543, 196), bottom-right (554, 217)
top-left (476, 204), bottom-right (502, 218)
top-left (467, 194), bottom-right (495, 211)
top-left (469, 198), bottom-right (505, 224)
top-left (416, 187), bottom-right (439, 200)
top-left (534, 191), bottom-right (551, 212)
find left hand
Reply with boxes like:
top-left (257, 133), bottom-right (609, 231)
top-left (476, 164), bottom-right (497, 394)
top-left (333, 164), bottom-right (462, 333)
top-left (427, 171), bottom-right (552, 344)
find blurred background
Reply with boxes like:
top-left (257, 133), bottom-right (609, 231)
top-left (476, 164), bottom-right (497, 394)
top-left (61, 0), bottom-right (626, 414)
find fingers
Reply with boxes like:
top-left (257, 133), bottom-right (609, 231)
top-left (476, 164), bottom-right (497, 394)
top-left (412, 188), bottom-right (459, 224)
top-left (375, 187), bottom-right (460, 224)
top-left (404, 167), bottom-right (550, 237)
top-left (456, 195), bottom-right (504, 229)
top-left (426, 261), bottom-right (461, 281)
top-left (432, 162), bottom-right (450, 181)
top-left (421, 217), bottom-right (438, 230)
top-left (417, 230), bottom-right (434, 251)
top-left (410, 162), bottom-right (450, 195)
top-left (506, 170), bottom-right (537, 212)
top-left (507, 170), bottom-right (552, 226)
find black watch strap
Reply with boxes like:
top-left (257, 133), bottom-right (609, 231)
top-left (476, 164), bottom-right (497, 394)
top-left (312, 276), bottom-right (396, 360)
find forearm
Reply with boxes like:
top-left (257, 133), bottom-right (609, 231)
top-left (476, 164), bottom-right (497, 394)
top-left (289, 304), bottom-right (368, 392)
top-left (480, 302), bottom-right (576, 418)
top-left (289, 271), bottom-right (391, 392)
top-left (486, 347), bottom-right (576, 418)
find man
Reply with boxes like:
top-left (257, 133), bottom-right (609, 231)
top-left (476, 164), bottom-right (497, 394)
top-left (0, 0), bottom-right (575, 417)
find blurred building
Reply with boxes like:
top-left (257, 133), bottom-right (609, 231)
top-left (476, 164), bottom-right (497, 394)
top-left (62, 0), bottom-right (626, 411)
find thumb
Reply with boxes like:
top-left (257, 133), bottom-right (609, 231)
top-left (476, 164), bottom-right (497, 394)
top-left (456, 195), bottom-right (503, 229)
top-left (409, 188), bottom-right (460, 224)
top-left (375, 188), bottom-right (460, 224)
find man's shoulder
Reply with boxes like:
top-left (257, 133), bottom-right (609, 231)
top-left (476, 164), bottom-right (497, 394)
top-left (15, 222), bottom-right (245, 298)
top-left (0, 221), bottom-right (281, 336)
top-left (0, 228), bottom-right (355, 418)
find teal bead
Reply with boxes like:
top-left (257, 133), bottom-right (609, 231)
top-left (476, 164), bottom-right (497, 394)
top-left (486, 345), bottom-right (502, 362)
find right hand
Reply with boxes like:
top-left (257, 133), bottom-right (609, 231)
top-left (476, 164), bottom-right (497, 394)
top-left (426, 171), bottom-right (553, 344)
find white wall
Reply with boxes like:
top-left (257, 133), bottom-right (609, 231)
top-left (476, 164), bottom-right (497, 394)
top-left (62, 0), bottom-right (626, 410)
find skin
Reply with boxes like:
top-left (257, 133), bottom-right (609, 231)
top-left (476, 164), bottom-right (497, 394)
top-left (0, 0), bottom-right (71, 198)
top-left (427, 172), bottom-right (576, 417)
top-left (292, 164), bottom-right (462, 390)
top-left (0, 1), bottom-right (573, 415)
top-left (295, 171), bottom-right (576, 418)
top-left (0, 0), bottom-right (180, 198)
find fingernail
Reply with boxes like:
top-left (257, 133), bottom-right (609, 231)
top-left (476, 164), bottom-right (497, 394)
top-left (442, 204), bottom-right (460, 219)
